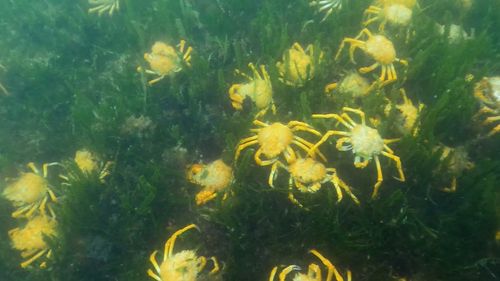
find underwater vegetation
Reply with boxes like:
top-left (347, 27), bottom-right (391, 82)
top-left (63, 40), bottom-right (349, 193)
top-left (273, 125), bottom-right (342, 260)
top-left (0, 0), bottom-right (498, 280)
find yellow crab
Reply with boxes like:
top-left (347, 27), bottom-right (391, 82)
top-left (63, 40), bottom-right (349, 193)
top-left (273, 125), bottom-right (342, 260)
top-left (385, 89), bottom-right (424, 135)
top-left (434, 144), bottom-right (474, 192)
top-left (271, 157), bottom-right (360, 208)
top-left (363, 0), bottom-right (417, 31)
top-left (235, 119), bottom-right (326, 186)
top-left (2, 162), bottom-right (58, 218)
top-left (335, 28), bottom-right (408, 86)
top-left (186, 159), bottom-right (234, 205)
top-left (88, 0), bottom-right (120, 16)
top-left (138, 40), bottom-right (192, 85)
top-left (9, 215), bottom-right (57, 268)
top-left (276, 43), bottom-right (324, 87)
top-left (269, 249), bottom-right (352, 281)
top-left (74, 149), bottom-right (112, 181)
top-left (325, 72), bottom-right (374, 98)
top-left (473, 76), bottom-right (500, 136)
top-left (228, 63), bottom-right (276, 118)
top-left (309, 0), bottom-right (344, 21)
top-left (147, 224), bottom-right (220, 281)
top-left (309, 107), bottom-right (405, 198)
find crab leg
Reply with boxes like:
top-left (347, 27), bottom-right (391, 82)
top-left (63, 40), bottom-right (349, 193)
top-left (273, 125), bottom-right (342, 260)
top-left (483, 115), bottom-right (500, 124)
top-left (208, 256), bottom-right (220, 275)
top-left (328, 170), bottom-right (360, 204)
top-left (279, 265), bottom-right (301, 281)
top-left (234, 136), bottom-right (258, 160)
top-left (293, 137), bottom-right (327, 162)
top-left (381, 151), bottom-right (405, 182)
top-left (147, 251), bottom-right (162, 281)
top-left (309, 249), bottom-right (344, 281)
top-left (372, 156), bottom-right (384, 198)
top-left (268, 161), bottom-right (280, 187)
top-left (324, 82), bottom-right (338, 93)
top-left (339, 113), bottom-right (358, 127)
top-left (335, 38), bottom-right (364, 62)
top-left (288, 121), bottom-right (323, 136)
top-left (307, 263), bottom-right (322, 280)
top-left (487, 124), bottom-right (500, 136)
top-left (359, 62), bottom-right (380, 75)
top-left (255, 148), bottom-right (281, 166)
top-left (343, 107), bottom-right (366, 125)
top-left (164, 224), bottom-right (197, 259)
top-left (312, 113), bottom-right (352, 128)
top-left (196, 256), bottom-right (207, 272)
top-left (20, 249), bottom-right (49, 268)
top-left (269, 267), bottom-right (278, 281)
top-left (308, 130), bottom-right (350, 157)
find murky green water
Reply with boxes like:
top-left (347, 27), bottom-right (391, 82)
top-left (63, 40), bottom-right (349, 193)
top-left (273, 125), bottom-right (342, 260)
top-left (0, 0), bottom-right (498, 280)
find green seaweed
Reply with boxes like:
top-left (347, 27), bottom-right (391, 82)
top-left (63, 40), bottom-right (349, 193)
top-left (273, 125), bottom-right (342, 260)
top-left (0, 0), bottom-right (498, 280)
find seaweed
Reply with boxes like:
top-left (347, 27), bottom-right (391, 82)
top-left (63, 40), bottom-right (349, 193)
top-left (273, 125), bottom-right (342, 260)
top-left (0, 0), bottom-right (498, 280)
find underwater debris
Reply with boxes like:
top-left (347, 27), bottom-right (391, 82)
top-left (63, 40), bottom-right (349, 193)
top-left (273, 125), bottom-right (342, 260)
top-left (336, 28), bottom-right (408, 87)
top-left (138, 40), bottom-right (193, 85)
top-left (235, 119), bottom-right (326, 187)
top-left (2, 163), bottom-right (59, 218)
top-left (276, 42), bottom-right (323, 87)
top-left (309, 107), bottom-right (405, 198)
top-left (436, 23), bottom-right (475, 44)
top-left (473, 76), bottom-right (500, 136)
top-left (147, 224), bottom-right (220, 281)
top-left (433, 144), bottom-right (474, 192)
top-left (186, 159), bottom-right (234, 206)
top-left (9, 215), bottom-right (57, 268)
top-left (269, 249), bottom-right (352, 281)
top-left (0, 63), bottom-right (9, 96)
top-left (121, 115), bottom-right (155, 136)
top-left (88, 0), bottom-right (120, 16)
top-left (309, 0), bottom-right (344, 22)
top-left (228, 63), bottom-right (275, 118)
top-left (272, 157), bottom-right (360, 208)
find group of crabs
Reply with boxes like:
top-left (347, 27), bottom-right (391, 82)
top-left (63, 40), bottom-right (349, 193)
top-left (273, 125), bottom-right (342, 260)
top-left (1, 0), bottom-right (498, 280)
top-left (2, 150), bottom-right (111, 269)
top-left (133, 1), bottom-right (498, 281)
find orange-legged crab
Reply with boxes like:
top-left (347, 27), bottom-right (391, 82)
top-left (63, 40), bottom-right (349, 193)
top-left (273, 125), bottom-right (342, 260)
top-left (271, 157), bottom-right (360, 208)
top-left (269, 249), bottom-right (352, 281)
top-left (235, 119), bottom-right (326, 187)
top-left (228, 63), bottom-right (276, 118)
top-left (2, 162), bottom-right (58, 218)
top-left (147, 224), bottom-right (220, 281)
top-left (363, 0), bottom-right (417, 31)
top-left (138, 40), bottom-right (192, 85)
top-left (309, 107), bottom-right (405, 198)
top-left (88, 0), bottom-right (120, 16)
top-left (9, 215), bottom-right (57, 268)
top-left (276, 43), bottom-right (324, 87)
top-left (309, 0), bottom-right (344, 21)
top-left (473, 76), bottom-right (500, 136)
top-left (335, 28), bottom-right (408, 86)
top-left (186, 159), bottom-right (234, 205)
